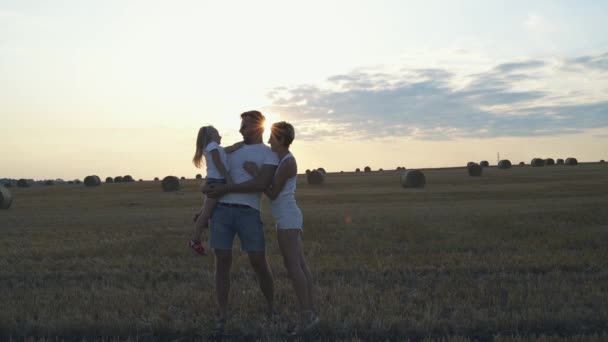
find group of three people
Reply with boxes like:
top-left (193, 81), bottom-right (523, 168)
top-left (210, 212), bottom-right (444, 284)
top-left (189, 110), bottom-right (318, 336)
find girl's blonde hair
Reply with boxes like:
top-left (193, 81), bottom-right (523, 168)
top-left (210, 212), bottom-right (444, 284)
top-left (192, 125), bottom-right (216, 168)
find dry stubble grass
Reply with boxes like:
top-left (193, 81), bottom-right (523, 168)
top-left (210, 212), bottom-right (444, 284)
top-left (1, 164), bottom-right (607, 340)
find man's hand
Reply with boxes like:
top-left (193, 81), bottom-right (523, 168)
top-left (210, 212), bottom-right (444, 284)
top-left (203, 184), bottom-right (229, 199)
top-left (243, 161), bottom-right (259, 177)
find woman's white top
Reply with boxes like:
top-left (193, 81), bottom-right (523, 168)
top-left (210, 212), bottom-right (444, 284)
top-left (204, 141), bottom-right (228, 179)
top-left (271, 152), bottom-right (299, 214)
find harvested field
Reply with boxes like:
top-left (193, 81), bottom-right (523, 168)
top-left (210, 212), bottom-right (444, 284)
top-left (1, 163), bottom-right (607, 340)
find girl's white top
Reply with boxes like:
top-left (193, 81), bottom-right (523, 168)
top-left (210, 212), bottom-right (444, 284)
top-left (204, 141), bottom-right (228, 179)
top-left (271, 152), bottom-right (298, 212)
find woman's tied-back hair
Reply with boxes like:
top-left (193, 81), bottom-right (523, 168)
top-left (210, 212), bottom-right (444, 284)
top-left (192, 125), bottom-right (215, 168)
top-left (271, 121), bottom-right (295, 147)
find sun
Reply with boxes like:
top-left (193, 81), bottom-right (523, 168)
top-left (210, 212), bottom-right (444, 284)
top-left (263, 111), bottom-right (281, 140)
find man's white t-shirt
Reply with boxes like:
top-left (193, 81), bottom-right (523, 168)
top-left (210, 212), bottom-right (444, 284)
top-left (204, 141), bottom-right (228, 179)
top-left (219, 143), bottom-right (279, 211)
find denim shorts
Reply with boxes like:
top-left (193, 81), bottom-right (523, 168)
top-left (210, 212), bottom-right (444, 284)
top-left (206, 177), bottom-right (227, 185)
top-left (209, 203), bottom-right (265, 252)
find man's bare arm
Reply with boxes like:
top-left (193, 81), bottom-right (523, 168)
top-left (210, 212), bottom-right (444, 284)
top-left (202, 164), bottom-right (276, 198)
top-left (223, 141), bottom-right (245, 153)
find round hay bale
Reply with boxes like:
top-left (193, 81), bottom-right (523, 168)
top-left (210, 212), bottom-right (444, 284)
top-left (467, 163), bottom-right (482, 177)
top-left (378, 168), bottom-right (383, 172)
top-left (139, 179), bottom-right (143, 182)
top-left (498, 160), bottom-right (512, 169)
top-left (556, 158), bottom-right (564, 165)
top-left (519, 161), bottom-right (525, 166)
top-left (565, 157), bottom-right (578, 166)
top-left (74, 179), bottom-right (82, 184)
top-left (17, 179), bottom-right (31, 188)
top-left (162, 176), bottom-right (181, 192)
top-left (84, 175), bottom-right (101, 187)
top-left (0, 186), bottom-right (13, 209)
top-left (180, 176), bottom-right (186, 180)
top-left (545, 158), bottom-right (555, 166)
top-left (306, 170), bottom-right (324, 185)
top-left (105, 177), bottom-right (113, 183)
top-left (600, 160), bottom-right (605, 163)
top-left (480, 161), bottom-right (489, 168)
top-left (400, 170), bottom-right (425, 188)
top-left (305, 169), bottom-right (311, 174)
top-left (355, 168), bottom-right (360, 173)
top-left (317, 168), bottom-right (326, 174)
top-left (466, 161), bottom-right (476, 168)
top-left (340, 171), bottom-right (344, 174)
top-left (364, 166), bottom-right (371, 173)
top-left (196, 174), bottom-right (202, 180)
top-left (154, 177), bottom-right (159, 181)
top-left (531, 158), bottom-right (545, 167)
top-left (114, 176), bottom-right (123, 183)
top-left (123, 175), bottom-right (134, 182)
top-left (44, 180), bottom-right (54, 186)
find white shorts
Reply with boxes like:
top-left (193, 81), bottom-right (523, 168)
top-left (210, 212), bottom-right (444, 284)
top-left (272, 205), bottom-right (303, 230)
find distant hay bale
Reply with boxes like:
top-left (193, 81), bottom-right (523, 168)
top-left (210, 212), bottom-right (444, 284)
top-left (114, 176), bottom-right (123, 183)
top-left (364, 166), bottom-right (371, 173)
top-left (531, 158), bottom-right (545, 167)
top-left (123, 175), bottom-right (134, 182)
top-left (498, 160), bottom-right (512, 169)
top-left (340, 171), bottom-right (344, 174)
top-left (154, 177), bottom-right (159, 181)
top-left (600, 160), bottom-right (605, 163)
top-left (305, 169), bottom-right (311, 174)
top-left (74, 179), bottom-right (81, 184)
top-left (180, 176), bottom-right (186, 180)
top-left (196, 174), bottom-right (202, 180)
top-left (317, 168), bottom-right (326, 174)
top-left (0, 186), bottom-right (13, 209)
top-left (105, 177), bottom-right (113, 183)
top-left (519, 162), bottom-right (525, 166)
top-left (17, 179), bottom-right (31, 188)
top-left (355, 168), bottom-right (361, 172)
top-left (306, 170), bottom-right (324, 185)
top-left (556, 159), bottom-right (564, 165)
top-left (162, 176), bottom-right (181, 192)
top-left (84, 175), bottom-right (101, 187)
top-left (400, 170), bottom-right (425, 188)
top-left (44, 180), bottom-right (54, 186)
top-left (545, 158), bottom-right (555, 166)
top-left (139, 179), bottom-right (143, 182)
top-left (565, 157), bottom-right (578, 166)
top-left (480, 161), bottom-right (489, 167)
top-left (467, 163), bottom-right (482, 177)
top-left (378, 168), bottom-right (383, 172)
top-left (466, 161), bottom-right (476, 168)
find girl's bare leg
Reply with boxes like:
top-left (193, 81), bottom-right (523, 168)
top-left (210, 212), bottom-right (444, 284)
top-left (193, 196), bottom-right (217, 241)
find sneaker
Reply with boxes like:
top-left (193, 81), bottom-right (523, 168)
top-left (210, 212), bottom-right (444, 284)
top-left (209, 317), bottom-right (226, 339)
top-left (288, 312), bottom-right (319, 336)
top-left (189, 240), bottom-right (207, 256)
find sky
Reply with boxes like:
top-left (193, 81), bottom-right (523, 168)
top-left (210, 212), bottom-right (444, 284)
top-left (2, 0), bottom-right (607, 180)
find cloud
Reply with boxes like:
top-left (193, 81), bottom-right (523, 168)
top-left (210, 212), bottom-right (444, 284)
top-left (266, 52), bottom-right (608, 141)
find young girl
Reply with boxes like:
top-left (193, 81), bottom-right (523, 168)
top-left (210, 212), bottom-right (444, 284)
top-left (244, 122), bottom-right (319, 334)
top-left (190, 125), bottom-right (241, 255)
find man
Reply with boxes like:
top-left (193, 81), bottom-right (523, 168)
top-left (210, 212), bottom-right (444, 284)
top-left (202, 110), bottom-right (279, 337)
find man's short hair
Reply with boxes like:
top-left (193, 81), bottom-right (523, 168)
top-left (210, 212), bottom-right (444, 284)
top-left (241, 110), bottom-right (266, 126)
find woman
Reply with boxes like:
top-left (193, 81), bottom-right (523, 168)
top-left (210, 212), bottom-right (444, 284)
top-left (245, 121), bottom-right (319, 334)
